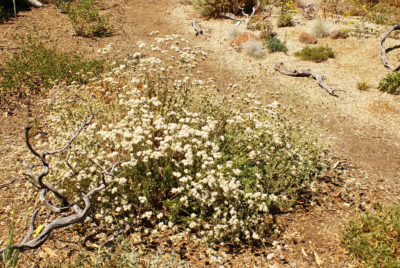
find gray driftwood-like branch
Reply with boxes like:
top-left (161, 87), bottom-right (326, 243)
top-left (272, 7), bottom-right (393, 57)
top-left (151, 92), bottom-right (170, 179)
top-left (24, 0), bottom-right (43, 7)
top-left (222, 0), bottom-right (260, 25)
top-left (192, 20), bottom-right (204, 36)
top-left (0, 103), bottom-right (119, 257)
top-left (274, 62), bottom-right (342, 97)
top-left (380, 24), bottom-right (400, 72)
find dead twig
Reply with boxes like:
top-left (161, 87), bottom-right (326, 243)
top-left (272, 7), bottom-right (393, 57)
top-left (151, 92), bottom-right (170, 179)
top-left (274, 62), bottom-right (343, 97)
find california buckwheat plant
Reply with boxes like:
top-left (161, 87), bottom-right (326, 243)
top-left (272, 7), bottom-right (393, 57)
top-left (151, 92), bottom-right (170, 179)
top-left (37, 34), bottom-right (326, 246)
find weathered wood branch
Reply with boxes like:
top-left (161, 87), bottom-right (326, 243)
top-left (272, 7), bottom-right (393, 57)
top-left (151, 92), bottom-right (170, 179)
top-left (192, 20), bottom-right (204, 36)
top-left (222, 0), bottom-right (260, 25)
top-left (0, 103), bottom-right (121, 258)
top-left (274, 62), bottom-right (342, 97)
top-left (380, 24), bottom-right (400, 72)
top-left (24, 0), bottom-right (43, 7)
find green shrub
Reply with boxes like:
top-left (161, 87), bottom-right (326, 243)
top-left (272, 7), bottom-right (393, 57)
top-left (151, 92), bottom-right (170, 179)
top-left (45, 37), bottom-right (327, 246)
top-left (247, 15), bottom-right (272, 31)
top-left (277, 11), bottom-right (293, 27)
top-left (342, 205), bottom-right (400, 267)
top-left (67, 0), bottom-right (113, 37)
top-left (378, 71), bottom-right (400, 95)
top-left (192, 0), bottom-right (260, 18)
top-left (0, 35), bottom-right (108, 101)
top-left (294, 46), bottom-right (335, 62)
top-left (266, 36), bottom-right (288, 53)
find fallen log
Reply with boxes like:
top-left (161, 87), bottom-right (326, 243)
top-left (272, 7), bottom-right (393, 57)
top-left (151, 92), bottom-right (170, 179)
top-left (274, 62), bottom-right (341, 97)
top-left (380, 24), bottom-right (400, 72)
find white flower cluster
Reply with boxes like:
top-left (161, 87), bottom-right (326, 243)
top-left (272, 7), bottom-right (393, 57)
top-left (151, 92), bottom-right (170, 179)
top-left (43, 33), bottom-right (325, 246)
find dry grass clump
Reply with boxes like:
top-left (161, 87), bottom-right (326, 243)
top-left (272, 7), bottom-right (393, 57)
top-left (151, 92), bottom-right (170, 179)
top-left (242, 39), bottom-right (266, 58)
top-left (356, 81), bottom-right (370, 91)
top-left (312, 18), bottom-right (331, 38)
top-left (227, 26), bottom-right (242, 40)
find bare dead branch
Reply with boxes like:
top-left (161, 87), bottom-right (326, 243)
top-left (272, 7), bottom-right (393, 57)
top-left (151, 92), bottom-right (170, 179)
top-left (192, 20), bottom-right (204, 36)
top-left (274, 62), bottom-right (342, 97)
top-left (223, 0), bottom-right (260, 25)
top-left (0, 178), bottom-right (22, 189)
top-left (0, 102), bottom-right (117, 259)
top-left (380, 24), bottom-right (400, 72)
top-left (24, 0), bottom-right (44, 7)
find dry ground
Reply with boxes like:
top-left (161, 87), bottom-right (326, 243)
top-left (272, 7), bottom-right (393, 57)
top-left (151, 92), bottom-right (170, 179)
top-left (0, 0), bottom-right (399, 267)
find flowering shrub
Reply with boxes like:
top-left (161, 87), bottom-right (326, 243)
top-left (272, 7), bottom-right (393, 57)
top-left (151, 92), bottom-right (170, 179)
top-left (39, 34), bottom-right (326, 246)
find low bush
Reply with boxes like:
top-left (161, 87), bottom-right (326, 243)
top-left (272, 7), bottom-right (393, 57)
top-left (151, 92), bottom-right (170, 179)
top-left (378, 71), bottom-right (400, 95)
top-left (342, 205), bottom-right (400, 267)
top-left (266, 36), bottom-right (288, 53)
top-left (277, 11), bottom-right (293, 27)
top-left (66, 0), bottom-right (113, 37)
top-left (192, 0), bottom-right (260, 18)
top-left (0, 35), bottom-right (108, 101)
top-left (294, 45), bottom-right (335, 62)
top-left (43, 35), bottom-right (327, 247)
top-left (247, 15), bottom-right (272, 31)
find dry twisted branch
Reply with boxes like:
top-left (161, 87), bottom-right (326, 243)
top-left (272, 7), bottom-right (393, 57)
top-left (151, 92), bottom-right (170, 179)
top-left (274, 62), bottom-right (342, 97)
top-left (380, 24), bottom-right (400, 72)
top-left (0, 102), bottom-right (120, 258)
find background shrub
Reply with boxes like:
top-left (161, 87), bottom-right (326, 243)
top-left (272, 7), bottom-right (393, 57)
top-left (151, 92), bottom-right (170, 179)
top-left (378, 71), bottom-right (400, 95)
top-left (67, 0), bottom-right (113, 37)
top-left (192, 0), bottom-right (261, 18)
top-left (342, 205), bottom-right (400, 267)
top-left (277, 11), bottom-right (293, 27)
top-left (294, 45), bottom-right (335, 62)
top-left (0, 35), bottom-right (108, 101)
top-left (266, 36), bottom-right (288, 53)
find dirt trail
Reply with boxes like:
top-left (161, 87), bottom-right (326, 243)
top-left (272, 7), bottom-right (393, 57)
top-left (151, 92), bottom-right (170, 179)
top-left (0, 0), bottom-right (399, 266)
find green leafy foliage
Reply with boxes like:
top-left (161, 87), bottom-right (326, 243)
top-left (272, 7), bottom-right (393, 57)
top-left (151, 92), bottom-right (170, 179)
top-left (342, 205), bottom-right (400, 267)
top-left (65, 0), bottom-right (113, 37)
top-left (294, 46), bottom-right (335, 62)
top-left (0, 35), bottom-right (108, 101)
top-left (1, 210), bottom-right (19, 268)
top-left (378, 71), bottom-right (400, 95)
top-left (266, 36), bottom-right (288, 53)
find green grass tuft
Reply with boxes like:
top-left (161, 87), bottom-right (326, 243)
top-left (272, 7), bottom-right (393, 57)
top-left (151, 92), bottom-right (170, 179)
top-left (342, 204), bottom-right (400, 267)
top-left (294, 45), bottom-right (335, 63)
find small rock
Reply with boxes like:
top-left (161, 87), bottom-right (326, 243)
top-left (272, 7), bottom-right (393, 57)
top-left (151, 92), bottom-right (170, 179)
top-left (267, 253), bottom-right (275, 260)
top-left (299, 32), bottom-right (317, 44)
top-left (330, 29), bottom-right (347, 39)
